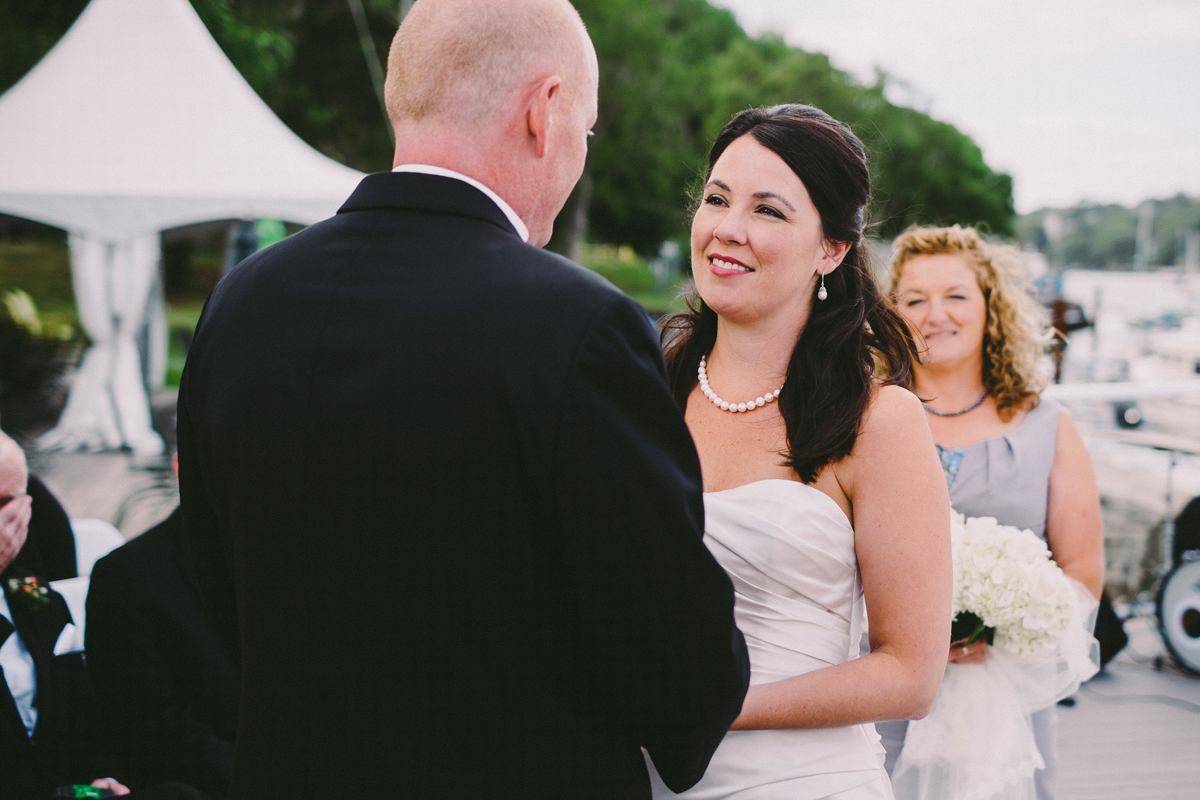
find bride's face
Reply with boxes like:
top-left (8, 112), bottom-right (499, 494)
top-left (691, 135), bottom-right (847, 328)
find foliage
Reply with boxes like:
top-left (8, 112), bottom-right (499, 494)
top-left (576, 244), bottom-right (687, 315)
top-left (0, 242), bottom-right (78, 333)
top-left (0, 0), bottom-right (88, 97)
top-left (704, 36), bottom-right (1015, 239)
top-left (0, 294), bottom-right (76, 439)
top-left (189, 0), bottom-right (398, 173)
top-left (1019, 195), bottom-right (1200, 269)
top-left (572, 0), bottom-right (744, 255)
top-left (2, 0), bottom-right (1016, 259)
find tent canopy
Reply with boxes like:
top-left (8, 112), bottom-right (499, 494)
top-left (0, 0), bottom-right (364, 238)
top-left (0, 0), bottom-right (366, 454)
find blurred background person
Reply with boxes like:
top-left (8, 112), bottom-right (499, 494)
top-left (879, 225), bottom-right (1105, 800)
top-left (86, 452), bottom-right (238, 800)
top-left (1, 431), bottom-right (126, 800)
top-left (0, 428), bottom-right (77, 585)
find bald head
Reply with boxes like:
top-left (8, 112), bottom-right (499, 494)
top-left (0, 431), bottom-right (27, 498)
top-left (385, 0), bottom-right (593, 131)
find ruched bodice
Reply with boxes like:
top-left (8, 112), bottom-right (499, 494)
top-left (704, 480), bottom-right (865, 682)
top-left (648, 481), bottom-right (892, 800)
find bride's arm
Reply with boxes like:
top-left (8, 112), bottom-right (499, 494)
top-left (730, 385), bottom-right (952, 730)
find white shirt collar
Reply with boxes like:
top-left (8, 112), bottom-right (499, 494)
top-left (392, 164), bottom-right (530, 243)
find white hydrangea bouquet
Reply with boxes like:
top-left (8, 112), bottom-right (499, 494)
top-left (949, 513), bottom-right (1078, 660)
top-left (892, 512), bottom-right (1100, 800)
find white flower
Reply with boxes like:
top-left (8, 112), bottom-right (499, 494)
top-left (950, 511), bottom-right (1077, 660)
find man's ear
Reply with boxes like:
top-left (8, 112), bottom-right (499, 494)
top-left (526, 75), bottom-right (563, 159)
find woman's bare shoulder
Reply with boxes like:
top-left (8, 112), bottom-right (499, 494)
top-left (836, 384), bottom-right (934, 484)
top-left (861, 384), bottom-right (926, 435)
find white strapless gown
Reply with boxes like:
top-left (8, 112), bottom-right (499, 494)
top-left (647, 480), bottom-right (894, 800)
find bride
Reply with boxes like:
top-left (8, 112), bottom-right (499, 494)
top-left (646, 104), bottom-right (952, 799)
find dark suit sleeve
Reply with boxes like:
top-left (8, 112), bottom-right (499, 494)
top-left (556, 296), bottom-right (749, 793)
top-left (177, 356), bottom-right (240, 661)
top-left (86, 555), bottom-right (234, 795)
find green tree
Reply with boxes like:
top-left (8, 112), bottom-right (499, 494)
top-left (3, 0), bottom-right (1016, 251)
top-left (705, 35), bottom-right (1015, 239)
top-left (0, 0), bottom-right (88, 95)
top-left (191, 0), bottom-right (397, 172)
top-left (558, 0), bottom-right (745, 257)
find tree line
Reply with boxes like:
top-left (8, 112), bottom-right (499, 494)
top-left (1018, 195), bottom-right (1200, 270)
top-left (1, 0), bottom-right (1016, 258)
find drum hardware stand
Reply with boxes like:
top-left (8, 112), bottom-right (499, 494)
top-left (1109, 432), bottom-right (1200, 675)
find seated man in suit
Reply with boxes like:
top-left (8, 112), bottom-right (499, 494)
top-left (0, 431), bottom-right (127, 799)
top-left (86, 453), bottom-right (238, 800)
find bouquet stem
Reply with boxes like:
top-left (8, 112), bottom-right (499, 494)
top-left (951, 611), bottom-right (995, 647)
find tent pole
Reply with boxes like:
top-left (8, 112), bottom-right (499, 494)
top-left (347, 0), bottom-right (394, 144)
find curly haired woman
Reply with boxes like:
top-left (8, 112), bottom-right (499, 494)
top-left (877, 225), bottom-right (1105, 800)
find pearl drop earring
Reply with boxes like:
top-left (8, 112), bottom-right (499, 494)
top-left (817, 272), bottom-right (828, 301)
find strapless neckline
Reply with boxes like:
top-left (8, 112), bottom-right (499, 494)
top-left (647, 477), bottom-right (891, 799)
top-left (705, 478), bottom-right (852, 529)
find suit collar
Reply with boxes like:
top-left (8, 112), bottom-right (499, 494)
top-left (338, 172), bottom-right (522, 240)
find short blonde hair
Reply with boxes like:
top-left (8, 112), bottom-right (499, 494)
top-left (384, 0), bottom-right (588, 128)
top-left (887, 225), bottom-right (1050, 420)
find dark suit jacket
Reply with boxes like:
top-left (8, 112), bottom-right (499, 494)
top-left (1, 569), bottom-right (109, 800)
top-left (177, 172), bottom-right (749, 800)
top-left (86, 508), bottom-right (239, 798)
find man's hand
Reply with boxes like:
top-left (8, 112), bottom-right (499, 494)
top-left (91, 778), bottom-right (131, 796)
top-left (0, 493), bottom-right (31, 573)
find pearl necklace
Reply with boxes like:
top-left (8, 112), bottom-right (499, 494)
top-left (698, 356), bottom-right (781, 413)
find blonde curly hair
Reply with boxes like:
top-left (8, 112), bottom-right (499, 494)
top-left (886, 225), bottom-right (1051, 420)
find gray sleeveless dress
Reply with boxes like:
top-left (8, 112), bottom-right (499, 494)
top-left (877, 398), bottom-right (1063, 800)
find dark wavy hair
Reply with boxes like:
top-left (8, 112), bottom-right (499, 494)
top-left (662, 104), bottom-right (920, 483)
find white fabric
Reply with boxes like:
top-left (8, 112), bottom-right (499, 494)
top-left (146, 269), bottom-right (168, 392)
top-left (392, 165), bottom-right (530, 242)
top-left (70, 518), bottom-right (125, 576)
top-left (0, 592), bottom-right (38, 736)
top-left (0, 0), bottom-right (364, 451)
top-left (49, 577), bottom-right (90, 650)
top-left (646, 480), bottom-right (892, 800)
top-left (0, 0), bottom-right (363, 239)
top-left (891, 579), bottom-right (1100, 800)
top-left (37, 234), bottom-right (165, 453)
top-left (53, 622), bottom-right (83, 656)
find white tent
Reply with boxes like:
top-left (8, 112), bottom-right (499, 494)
top-left (0, 0), bottom-right (364, 454)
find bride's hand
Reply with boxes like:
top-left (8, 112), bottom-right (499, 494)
top-left (948, 640), bottom-right (987, 664)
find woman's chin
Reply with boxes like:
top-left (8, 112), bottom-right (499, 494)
top-left (700, 293), bottom-right (756, 323)
top-left (922, 346), bottom-right (977, 372)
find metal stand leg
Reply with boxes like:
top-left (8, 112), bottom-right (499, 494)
top-left (1163, 451), bottom-right (1178, 574)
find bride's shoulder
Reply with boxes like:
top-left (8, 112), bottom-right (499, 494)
top-left (832, 384), bottom-right (936, 492)
top-left (853, 385), bottom-right (929, 455)
top-left (864, 384), bottom-right (923, 426)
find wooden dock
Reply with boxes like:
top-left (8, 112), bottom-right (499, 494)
top-left (1058, 617), bottom-right (1200, 800)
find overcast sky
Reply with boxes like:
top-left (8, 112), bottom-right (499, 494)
top-left (709, 0), bottom-right (1200, 213)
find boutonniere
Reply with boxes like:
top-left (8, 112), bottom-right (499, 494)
top-left (6, 576), bottom-right (50, 613)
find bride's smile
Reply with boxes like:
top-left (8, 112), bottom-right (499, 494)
top-left (691, 134), bottom-right (847, 329)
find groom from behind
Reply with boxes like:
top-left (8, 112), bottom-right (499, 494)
top-left (177, 1), bottom-right (749, 798)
